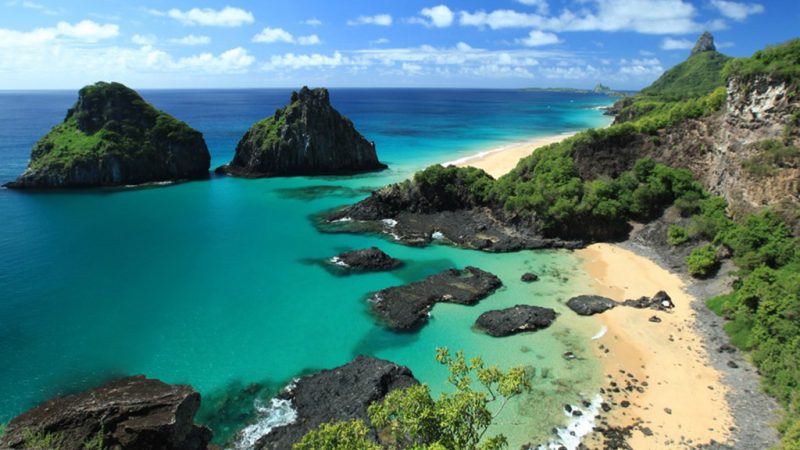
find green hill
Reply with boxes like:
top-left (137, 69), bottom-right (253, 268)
top-left (640, 50), bottom-right (731, 101)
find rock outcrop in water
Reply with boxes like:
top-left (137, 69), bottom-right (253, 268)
top-left (5, 82), bottom-right (210, 189)
top-left (322, 166), bottom-right (585, 252)
top-left (330, 247), bottom-right (402, 272)
top-left (369, 266), bottom-right (502, 331)
top-left (217, 87), bottom-right (387, 177)
top-left (475, 305), bottom-right (557, 337)
top-left (0, 375), bottom-right (212, 450)
top-left (253, 356), bottom-right (417, 449)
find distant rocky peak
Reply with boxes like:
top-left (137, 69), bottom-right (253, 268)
top-left (692, 31), bottom-right (716, 55)
top-left (292, 86), bottom-right (330, 105)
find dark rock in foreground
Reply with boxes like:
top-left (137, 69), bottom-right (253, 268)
top-left (370, 266), bottom-right (503, 331)
top-left (6, 82), bottom-right (210, 189)
top-left (521, 272), bottom-right (539, 282)
top-left (217, 87), bottom-right (386, 177)
top-left (330, 247), bottom-right (402, 272)
top-left (0, 375), bottom-right (212, 450)
top-left (622, 290), bottom-right (675, 311)
top-left (566, 295), bottom-right (618, 316)
top-left (254, 356), bottom-right (417, 449)
top-left (475, 305), bottom-right (557, 337)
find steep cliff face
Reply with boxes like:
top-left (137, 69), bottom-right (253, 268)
top-left (217, 87), bottom-right (387, 177)
top-left (6, 82), bottom-right (210, 189)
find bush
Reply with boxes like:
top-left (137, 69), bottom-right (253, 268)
top-left (687, 244), bottom-right (719, 277)
top-left (294, 420), bottom-right (380, 450)
top-left (667, 225), bottom-right (690, 246)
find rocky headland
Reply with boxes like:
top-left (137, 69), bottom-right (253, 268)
top-left (0, 376), bottom-right (212, 450)
top-left (217, 87), bottom-right (387, 177)
top-left (5, 82), bottom-right (210, 189)
top-left (252, 356), bottom-right (417, 449)
top-left (475, 305), bottom-right (556, 337)
top-left (370, 266), bottom-right (502, 331)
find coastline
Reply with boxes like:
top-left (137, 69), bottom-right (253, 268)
top-left (446, 132), bottom-right (577, 178)
top-left (577, 243), bottom-right (734, 448)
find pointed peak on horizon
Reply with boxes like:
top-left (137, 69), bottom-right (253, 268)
top-left (692, 31), bottom-right (716, 56)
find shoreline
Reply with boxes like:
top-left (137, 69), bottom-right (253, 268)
top-left (577, 243), bottom-right (734, 448)
top-left (444, 132), bottom-right (578, 178)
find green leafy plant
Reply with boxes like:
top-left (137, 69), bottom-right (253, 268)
top-left (667, 225), bottom-right (690, 246)
top-left (23, 428), bottom-right (64, 450)
top-left (294, 420), bottom-right (381, 450)
top-left (686, 244), bottom-right (719, 277)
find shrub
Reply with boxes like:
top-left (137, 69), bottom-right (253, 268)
top-left (687, 244), bottom-right (719, 277)
top-left (667, 225), bottom-right (690, 246)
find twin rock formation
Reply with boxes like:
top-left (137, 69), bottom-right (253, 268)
top-left (6, 84), bottom-right (384, 188)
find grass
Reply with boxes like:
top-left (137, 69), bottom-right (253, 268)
top-left (23, 428), bottom-right (64, 450)
top-left (742, 139), bottom-right (800, 177)
top-left (723, 38), bottom-right (800, 87)
top-left (640, 50), bottom-right (731, 101)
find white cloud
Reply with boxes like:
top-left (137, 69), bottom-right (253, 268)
top-left (0, 20), bottom-right (119, 47)
top-left (517, 30), bottom-right (560, 46)
top-left (402, 62), bottom-right (423, 75)
top-left (170, 34), bottom-right (211, 46)
top-left (418, 5), bottom-right (455, 28)
top-left (252, 27), bottom-right (321, 45)
top-left (347, 14), bottom-right (393, 26)
top-left (55, 20), bottom-right (119, 41)
top-left (660, 37), bottom-right (693, 50)
top-left (6, 0), bottom-right (61, 15)
top-left (459, 0), bottom-right (714, 34)
top-left (263, 51), bottom-right (347, 70)
top-left (164, 47), bottom-right (254, 73)
top-left (302, 18), bottom-right (322, 27)
top-left (149, 6), bottom-right (254, 27)
top-left (515, 0), bottom-right (549, 14)
top-left (369, 38), bottom-right (390, 45)
top-left (619, 57), bottom-right (663, 75)
top-left (710, 0), bottom-right (764, 21)
top-left (131, 34), bottom-right (157, 46)
top-left (297, 34), bottom-right (321, 45)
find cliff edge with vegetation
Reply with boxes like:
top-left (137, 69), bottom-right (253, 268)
top-left (6, 82), bottom-right (210, 189)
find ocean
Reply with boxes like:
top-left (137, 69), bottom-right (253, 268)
top-left (0, 88), bottom-right (614, 448)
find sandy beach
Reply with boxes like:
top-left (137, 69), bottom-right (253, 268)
top-left (449, 132), bottom-right (577, 178)
top-left (577, 243), bottom-right (733, 448)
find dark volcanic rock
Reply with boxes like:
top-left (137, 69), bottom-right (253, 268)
top-left (254, 356), bottom-right (418, 449)
top-left (521, 272), bottom-right (539, 282)
top-left (370, 266), bottom-right (503, 331)
top-left (621, 291), bottom-right (675, 311)
top-left (566, 295), bottom-right (618, 316)
top-left (323, 180), bottom-right (584, 252)
top-left (331, 247), bottom-right (402, 272)
top-left (217, 87), bottom-right (386, 177)
top-left (692, 31), bottom-right (716, 55)
top-left (475, 305), bottom-right (557, 337)
top-left (0, 376), bottom-right (212, 450)
top-left (6, 82), bottom-right (210, 189)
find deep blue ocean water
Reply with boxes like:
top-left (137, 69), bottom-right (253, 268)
top-left (0, 89), bottom-right (613, 447)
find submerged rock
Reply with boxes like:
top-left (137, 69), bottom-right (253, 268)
top-left (0, 375), bottom-right (212, 450)
top-left (217, 87), bottom-right (387, 177)
top-left (370, 266), bottom-right (503, 331)
top-left (475, 305), bottom-right (557, 337)
top-left (521, 272), bottom-right (540, 282)
top-left (6, 82), bottom-right (210, 189)
top-left (566, 295), bottom-right (618, 316)
top-left (330, 247), bottom-right (402, 272)
top-left (253, 355), bottom-right (417, 449)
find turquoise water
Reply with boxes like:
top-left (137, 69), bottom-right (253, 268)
top-left (0, 89), bottom-right (613, 447)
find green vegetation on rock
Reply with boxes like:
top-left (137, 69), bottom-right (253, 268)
top-left (686, 244), bottom-right (719, 277)
top-left (639, 51), bottom-right (731, 101)
top-left (667, 225), bottom-right (690, 246)
top-left (724, 39), bottom-right (800, 86)
top-left (295, 348), bottom-right (532, 450)
top-left (11, 81), bottom-right (209, 188)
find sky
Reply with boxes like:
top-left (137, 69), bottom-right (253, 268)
top-left (0, 0), bottom-right (797, 90)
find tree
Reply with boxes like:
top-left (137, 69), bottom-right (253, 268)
top-left (294, 348), bottom-right (533, 450)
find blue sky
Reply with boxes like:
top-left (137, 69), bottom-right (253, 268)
top-left (0, 0), bottom-right (797, 89)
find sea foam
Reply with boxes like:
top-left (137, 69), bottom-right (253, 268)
top-left (537, 394), bottom-right (603, 450)
top-left (234, 396), bottom-right (298, 450)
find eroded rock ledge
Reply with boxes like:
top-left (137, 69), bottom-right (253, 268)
top-left (370, 266), bottom-right (503, 331)
top-left (0, 376), bottom-right (212, 450)
top-left (330, 247), bottom-right (402, 273)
